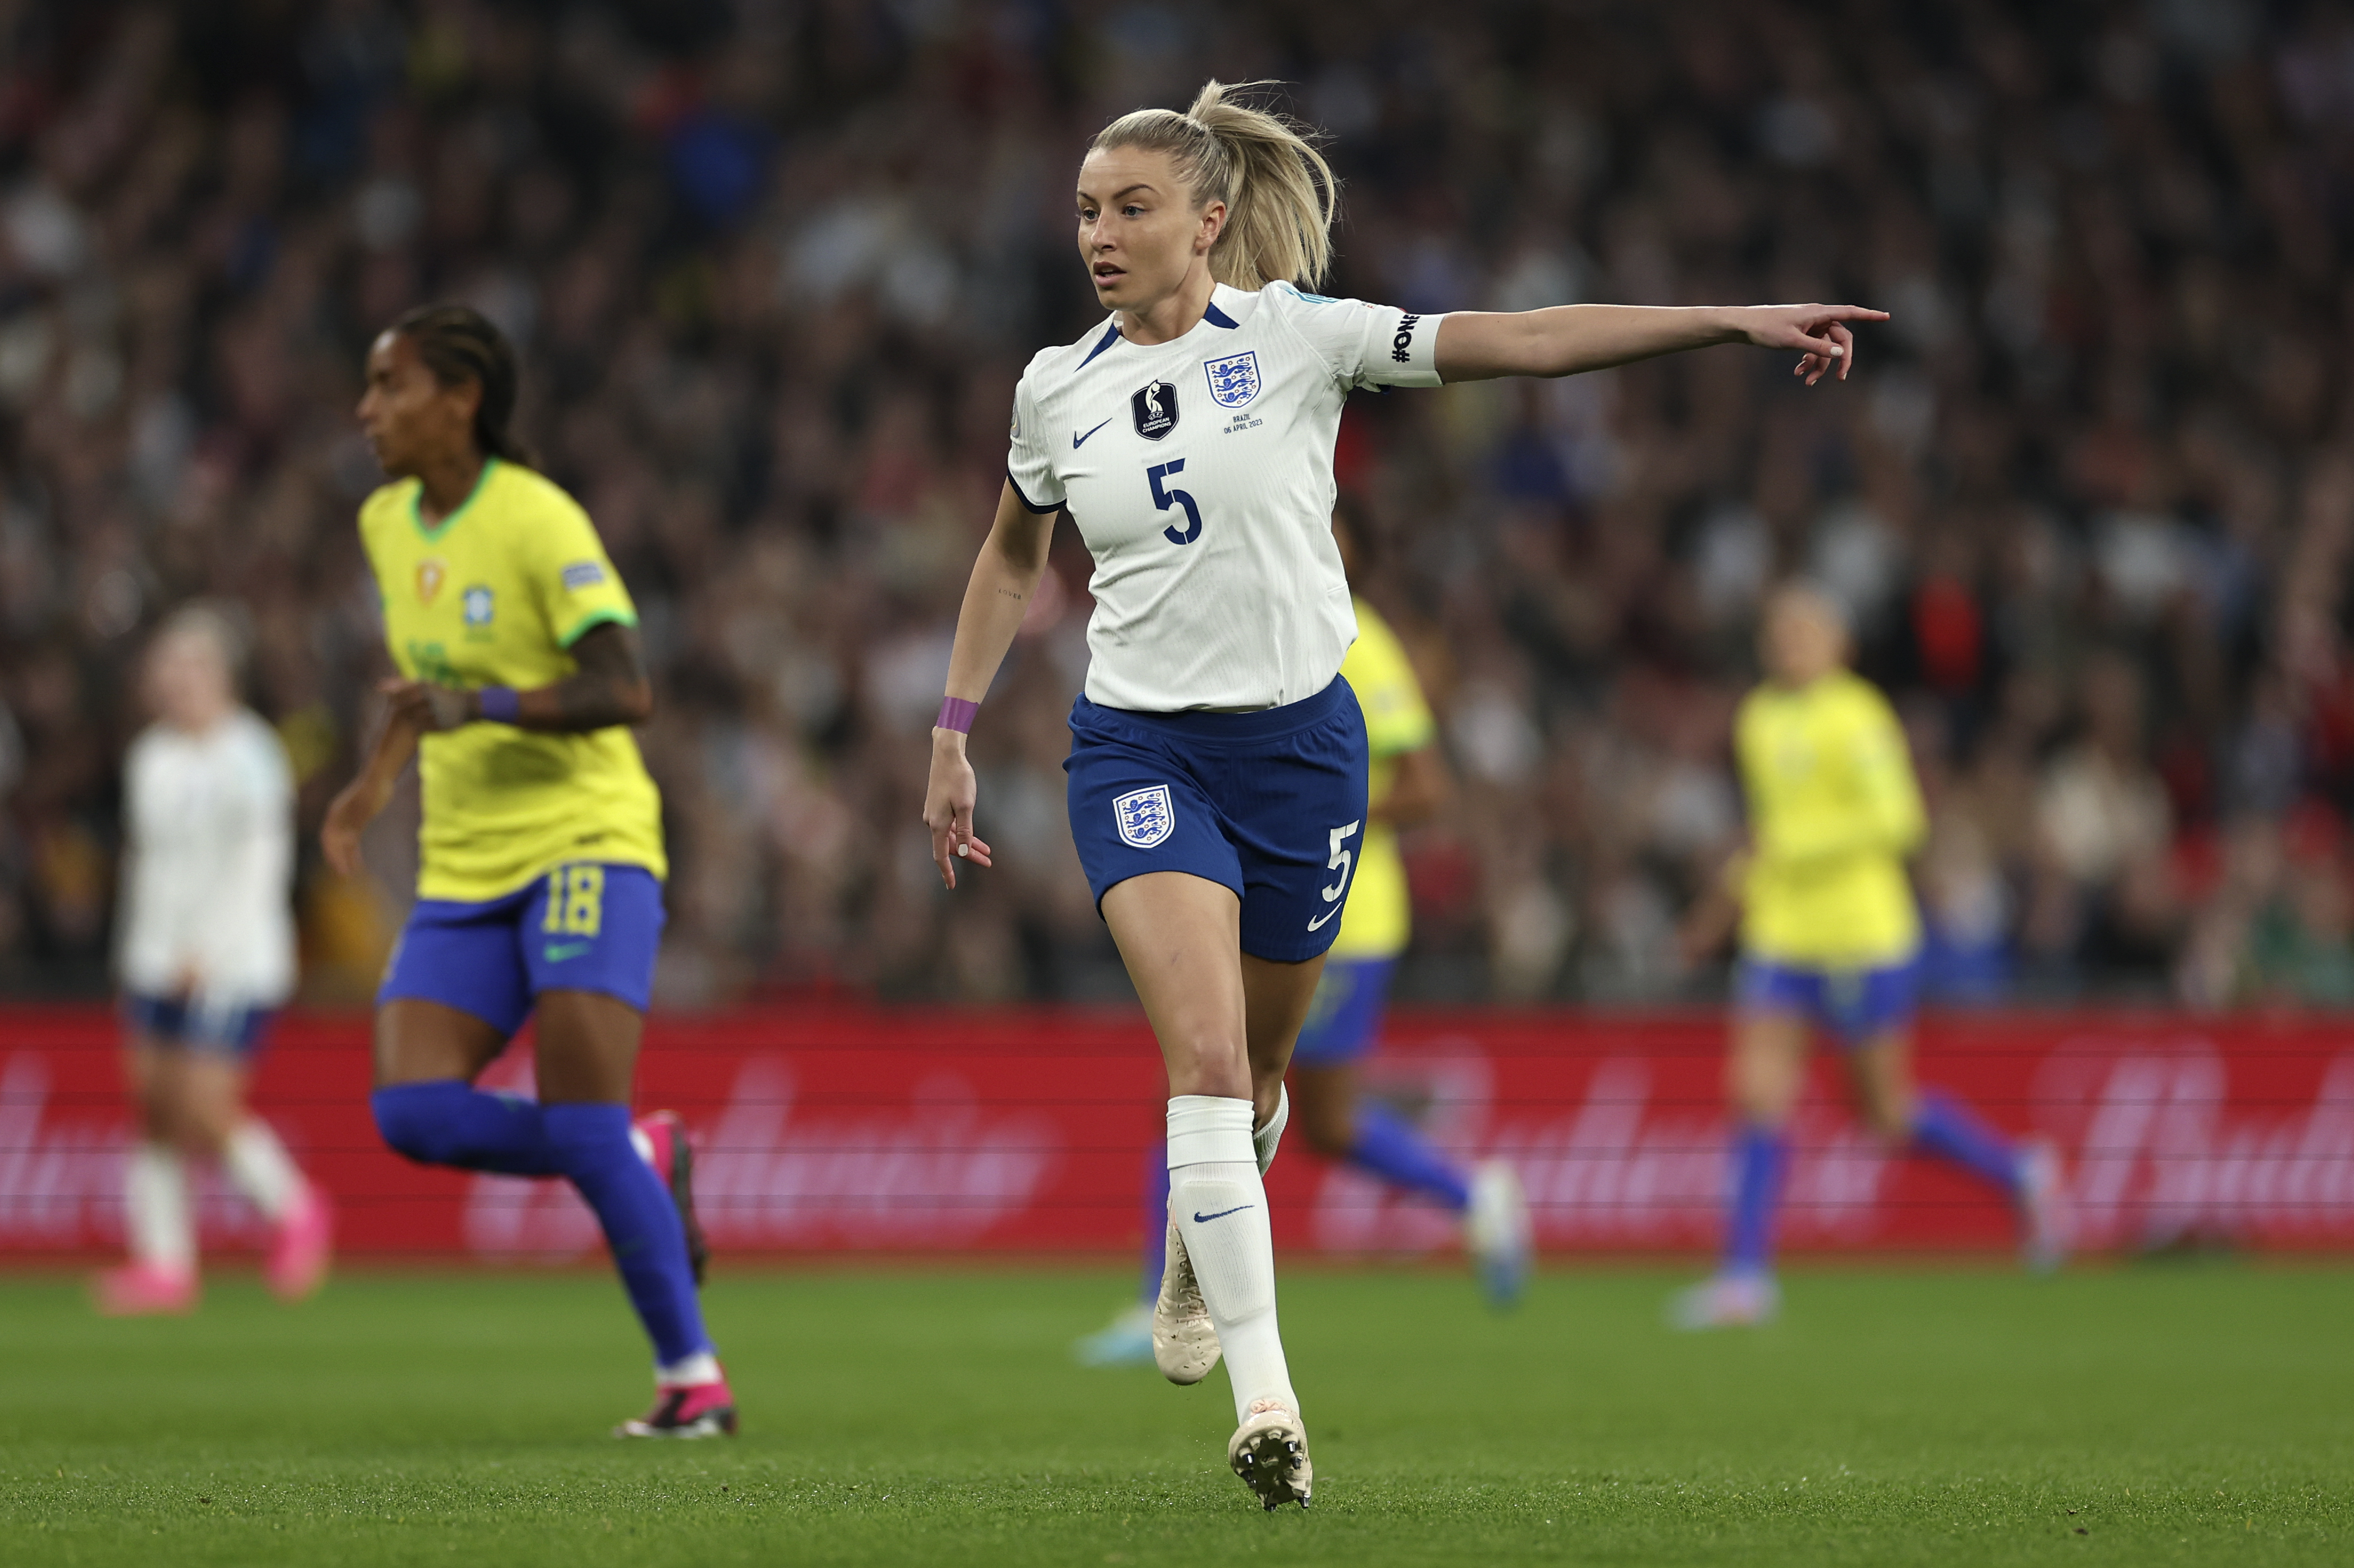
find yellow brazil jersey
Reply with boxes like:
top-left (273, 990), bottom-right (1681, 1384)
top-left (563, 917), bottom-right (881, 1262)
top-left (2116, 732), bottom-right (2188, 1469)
top-left (1330, 599), bottom-right (1436, 960)
top-left (1734, 669), bottom-right (1924, 967)
top-left (359, 458), bottom-right (665, 902)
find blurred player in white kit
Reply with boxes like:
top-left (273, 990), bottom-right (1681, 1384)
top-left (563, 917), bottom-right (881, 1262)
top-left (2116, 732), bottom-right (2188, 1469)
top-left (95, 603), bottom-right (333, 1314)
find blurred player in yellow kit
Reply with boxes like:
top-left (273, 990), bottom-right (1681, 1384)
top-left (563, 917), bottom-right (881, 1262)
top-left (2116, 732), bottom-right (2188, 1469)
top-left (1673, 583), bottom-right (2066, 1329)
top-left (1077, 505), bottom-right (1530, 1366)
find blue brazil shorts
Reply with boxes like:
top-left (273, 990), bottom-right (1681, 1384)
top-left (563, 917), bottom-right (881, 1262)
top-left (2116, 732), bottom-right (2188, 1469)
top-left (1288, 956), bottom-right (1398, 1067)
top-left (1065, 677), bottom-right (1370, 964)
top-left (122, 994), bottom-right (274, 1060)
top-left (1734, 954), bottom-right (1920, 1049)
top-left (378, 862), bottom-right (666, 1038)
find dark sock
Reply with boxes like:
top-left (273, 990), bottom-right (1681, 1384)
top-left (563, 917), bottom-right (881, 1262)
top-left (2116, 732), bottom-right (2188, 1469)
top-left (1348, 1102), bottom-right (1473, 1211)
top-left (542, 1102), bottom-right (710, 1366)
top-left (1911, 1089), bottom-right (2023, 1195)
top-left (1726, 1123), bottom-right (1788, 1276)
top-left (1139, 1149), bottom-right (1170, 1307)
top-left (370, 1080), bottom-right (560, 1175)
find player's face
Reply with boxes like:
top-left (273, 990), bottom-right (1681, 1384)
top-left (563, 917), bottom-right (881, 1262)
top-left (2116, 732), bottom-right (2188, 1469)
top-left (357, 330), bottom-right (478, 477)
top-left (145, 629), bottom-right (231, 732)
top-left (1762, 595), bottom-right (1847, 686)
top-left (1075, 147), bottom-right (1224, 314)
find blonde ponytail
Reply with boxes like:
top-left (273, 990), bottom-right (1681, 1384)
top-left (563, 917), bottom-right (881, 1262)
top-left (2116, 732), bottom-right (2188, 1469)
top-left (1090, 79), bottom-right (1337, 291)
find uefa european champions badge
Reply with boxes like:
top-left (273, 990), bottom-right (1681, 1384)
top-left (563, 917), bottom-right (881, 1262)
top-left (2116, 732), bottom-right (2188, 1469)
top-left (1132, 379), bottom-right (1178, 440)
top-left (462, 585), bottom-right (494, 626)
top-left (1203, 350), bottom-right (1261, 409)
top-left (1113, 785), bottom-right (1176, 849)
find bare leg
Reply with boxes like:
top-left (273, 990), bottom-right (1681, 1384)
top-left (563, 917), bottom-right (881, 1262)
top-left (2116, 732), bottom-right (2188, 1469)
top-left (374, 998), bottom-right (508, 1087)
top-left (1104, 871), bottom-right (1306, 1433)
top-left (1289, 1062), bottom-right (1358, 1158)
top-left (1842, 1027), bottom-right (1919, 1139)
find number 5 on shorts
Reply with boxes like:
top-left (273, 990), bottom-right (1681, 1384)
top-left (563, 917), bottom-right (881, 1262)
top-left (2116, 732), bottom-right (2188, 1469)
top-left (543, 864), bottom-right (605, 937)
top-left (1306, 821), bottom-right (1362, 931)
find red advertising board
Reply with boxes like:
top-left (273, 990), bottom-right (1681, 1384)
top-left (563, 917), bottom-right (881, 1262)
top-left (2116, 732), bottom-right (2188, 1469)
top-left (4, 1005), bottom-right (2352, 1261)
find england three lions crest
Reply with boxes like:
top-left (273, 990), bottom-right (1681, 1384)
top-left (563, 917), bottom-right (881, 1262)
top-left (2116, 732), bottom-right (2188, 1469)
top-left (1113, 785), bottom-right (1176, 849)
top-left (1203, 351), bottom-right (1261, 409)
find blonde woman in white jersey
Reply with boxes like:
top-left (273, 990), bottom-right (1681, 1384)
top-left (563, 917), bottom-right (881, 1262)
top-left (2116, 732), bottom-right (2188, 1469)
top-left (921, 80), bottom-right (1884, 1509)
top-left (98, 604), bottom-right (331, 1314)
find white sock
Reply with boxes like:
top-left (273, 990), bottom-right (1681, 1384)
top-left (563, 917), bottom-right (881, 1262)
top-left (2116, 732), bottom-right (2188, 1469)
top-left (1253, 1083), bottom-right (1289, 1176)
top-left (222, 1119), bottom-right (303, 1222)
top-left (657, 1351), bottom-right (722, 1387)
top-left (126, 1143), bottom-right (194, 1271)
top-left (1169, 1095), bottom-right (1297, 1423)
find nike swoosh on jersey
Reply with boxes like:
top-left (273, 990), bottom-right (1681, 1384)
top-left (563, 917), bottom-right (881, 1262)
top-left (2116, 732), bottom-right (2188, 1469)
top-left (1072, 418), bottom-right (1113, 448)
top-left (543, 942), bottom-right (592, 962)
top-left (1191, 1204), bottom-right (1255, 1223)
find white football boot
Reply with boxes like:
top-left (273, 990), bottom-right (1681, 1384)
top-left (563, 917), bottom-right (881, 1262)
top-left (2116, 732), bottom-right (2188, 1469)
top-left (2016, 1137), bottom-right (2071, 1274)
top-left (1666, 1270), bottom-right (1781, 1330)
top-left (1465, 1161), bottom-right (1532, 1308)
top-left (1228, 1397), bottom-right (1312, 1510)
top-left (1152, 1215), bottom-right (1221, 1384)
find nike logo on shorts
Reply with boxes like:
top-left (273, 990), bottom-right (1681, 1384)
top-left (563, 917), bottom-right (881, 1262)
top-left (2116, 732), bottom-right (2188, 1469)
top-left (1073, 418), bottom-right (1113, 449)
top-left (543, 941), bottom-right (592, 962)
top-left (1306, 904), bottom-right (1344, 932)
top-left (1192, 1204), bottom-right (1254, 1223)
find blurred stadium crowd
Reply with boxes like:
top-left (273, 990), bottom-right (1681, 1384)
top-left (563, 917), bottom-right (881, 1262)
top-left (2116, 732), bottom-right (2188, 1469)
top-left (0, 0), bottom-right (2351, 1006)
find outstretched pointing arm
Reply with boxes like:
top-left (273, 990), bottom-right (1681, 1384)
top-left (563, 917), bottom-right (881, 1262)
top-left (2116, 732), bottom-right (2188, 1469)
top-left (1435, 303), bottom-right (1888, 386)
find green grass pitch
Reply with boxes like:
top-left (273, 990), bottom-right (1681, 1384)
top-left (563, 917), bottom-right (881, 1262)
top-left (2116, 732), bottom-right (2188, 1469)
top-left (2, 1263), bottom-right (2349, 1566)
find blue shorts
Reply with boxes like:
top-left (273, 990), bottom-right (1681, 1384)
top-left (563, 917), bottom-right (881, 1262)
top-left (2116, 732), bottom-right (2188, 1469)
top-left (1735, 956), bottom-right (1919, 1048)
top-left (378, 863), bottom-right (666, 1039)
top-left (1065, 678), bottom-right (1370, 964)
top-left (1289, 956), bottom-right (1397, 1067)
top-left (122, 994), bottom-right (274, 1060)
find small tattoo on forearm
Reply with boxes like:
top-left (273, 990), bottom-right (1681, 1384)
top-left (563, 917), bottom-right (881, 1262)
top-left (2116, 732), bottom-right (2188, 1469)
top-left (997, 588), bottom-right (1024, 602)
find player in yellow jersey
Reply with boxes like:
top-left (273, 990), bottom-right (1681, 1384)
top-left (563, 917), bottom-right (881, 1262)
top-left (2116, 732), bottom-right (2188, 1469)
top-left (1672, 583), bottom-right (2066, 1329)
top-left (1076, 505), bottom-right (1529, 1366)
top-left (320, 305), bottom-right (732, 1435)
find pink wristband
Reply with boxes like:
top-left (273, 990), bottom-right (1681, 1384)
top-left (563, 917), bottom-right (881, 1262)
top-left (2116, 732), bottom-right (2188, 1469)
top-left (936, 697), bottom-right (978, 734)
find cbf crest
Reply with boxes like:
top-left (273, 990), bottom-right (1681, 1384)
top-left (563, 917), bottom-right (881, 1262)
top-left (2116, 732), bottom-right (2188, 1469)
top-left (1202, 350), bottom-right (1261, 409)
top-left (1113, 784), bottom-right (1176, 849)
top-left (1132, 379), bottom-right (1178, 441)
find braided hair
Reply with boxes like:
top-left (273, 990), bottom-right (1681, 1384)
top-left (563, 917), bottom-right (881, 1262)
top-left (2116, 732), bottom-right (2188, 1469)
top-left (387, 303), bottom-right (535, 467)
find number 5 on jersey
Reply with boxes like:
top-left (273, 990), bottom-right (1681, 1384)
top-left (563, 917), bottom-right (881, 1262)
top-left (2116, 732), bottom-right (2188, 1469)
top-left (1146, 460), bottom-right (1201, 546)
top-left (1306, 820), bottom-right (1362, 931)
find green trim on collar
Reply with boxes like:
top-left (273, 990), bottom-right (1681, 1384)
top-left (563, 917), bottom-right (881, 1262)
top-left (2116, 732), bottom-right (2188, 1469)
top-left (410, 457), bottom-right (499, 544)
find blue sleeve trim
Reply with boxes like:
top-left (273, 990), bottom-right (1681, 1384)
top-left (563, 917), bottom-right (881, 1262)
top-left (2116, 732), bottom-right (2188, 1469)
top-left (1079, 321), bottom-right (1124, 367)
top-left (1006, 470), bottom-right (1062, 514)
top-left (1202, 301), bottom-right (1240, 328)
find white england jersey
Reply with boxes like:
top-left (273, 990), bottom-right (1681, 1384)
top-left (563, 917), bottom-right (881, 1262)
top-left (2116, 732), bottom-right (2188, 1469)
top-left (116, 708), bottom-right (297, 1009)
top-left (1007, 282), bottom-right (1444, 711)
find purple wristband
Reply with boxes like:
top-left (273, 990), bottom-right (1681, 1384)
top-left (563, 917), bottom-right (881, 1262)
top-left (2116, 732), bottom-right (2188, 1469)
top-left (936, 697), bottom-right (978, 734)
top-left (478, 686), bottom-right (521, 723)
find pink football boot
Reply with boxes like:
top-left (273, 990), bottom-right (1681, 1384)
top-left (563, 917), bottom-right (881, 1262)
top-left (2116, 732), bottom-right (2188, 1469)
top-left (266, 1183), bottom-right (335, 1303)
top-left (94, 1261), bottom-right (199, 1317)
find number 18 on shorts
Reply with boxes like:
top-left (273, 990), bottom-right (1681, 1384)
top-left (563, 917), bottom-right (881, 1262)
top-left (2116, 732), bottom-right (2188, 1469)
top-left (1063, 677), bottom-right (1370, 964)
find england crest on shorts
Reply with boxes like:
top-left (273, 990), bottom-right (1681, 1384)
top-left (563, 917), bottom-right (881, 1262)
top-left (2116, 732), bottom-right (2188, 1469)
top-left (1203, 350), bottom-right (1261, 409)
top-left (1113, 785), bottom-right (1176, 849)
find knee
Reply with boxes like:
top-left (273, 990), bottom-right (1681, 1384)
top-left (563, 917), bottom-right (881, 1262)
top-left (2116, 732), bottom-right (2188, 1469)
top-left (371, 1082), bottom-right (458, 1165)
